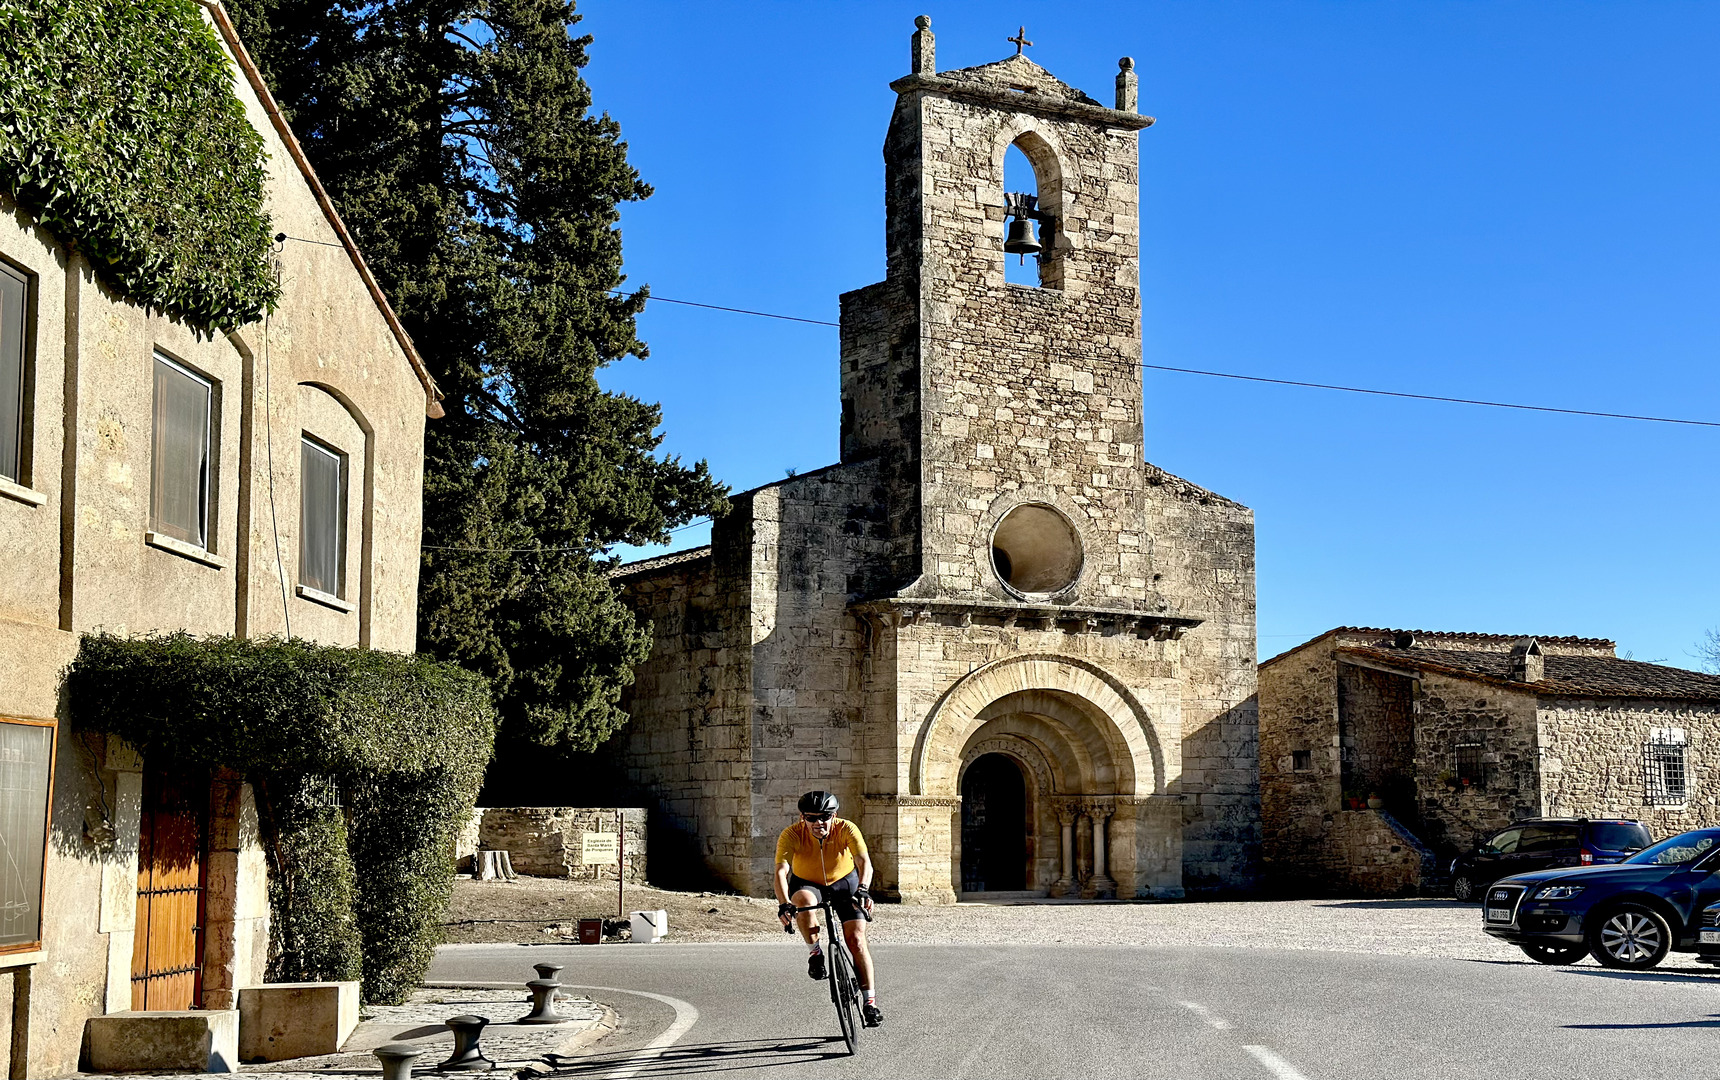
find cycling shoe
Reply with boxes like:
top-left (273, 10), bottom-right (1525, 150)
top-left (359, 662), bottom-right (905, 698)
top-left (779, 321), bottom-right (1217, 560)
top-left (807, 952), bottom-right (826, 980)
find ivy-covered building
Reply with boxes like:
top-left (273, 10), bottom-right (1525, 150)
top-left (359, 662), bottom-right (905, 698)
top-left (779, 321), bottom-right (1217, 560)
top-left (0, 1), bottom-right (444, 1074)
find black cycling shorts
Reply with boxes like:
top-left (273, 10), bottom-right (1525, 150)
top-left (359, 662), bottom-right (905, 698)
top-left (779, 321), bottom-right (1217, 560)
top-left (788, 869), bottom-right (868, 923)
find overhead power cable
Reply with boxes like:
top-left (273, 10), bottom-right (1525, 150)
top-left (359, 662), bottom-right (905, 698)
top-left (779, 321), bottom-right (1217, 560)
top-left (598, 285), bottom-right (1719, 430)
top-left (422, 516), bottom-right (711, 553)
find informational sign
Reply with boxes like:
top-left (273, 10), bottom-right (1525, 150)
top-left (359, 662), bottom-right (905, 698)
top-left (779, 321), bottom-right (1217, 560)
top-left (580, 831), bottom-right (619, 865)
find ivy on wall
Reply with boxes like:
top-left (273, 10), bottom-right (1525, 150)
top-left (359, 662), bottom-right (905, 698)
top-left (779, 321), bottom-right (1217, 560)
top-left (67, 633), bottom-right (497, 1003)
top-left (0, 0), bottom-right (279, 328)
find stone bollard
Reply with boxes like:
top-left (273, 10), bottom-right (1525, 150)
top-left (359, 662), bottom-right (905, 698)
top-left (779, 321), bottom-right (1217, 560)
top-left (374, 1042), bottom-right (425, 1080)
top-left (437, 1015), bottom-right (493, 1072)
top-left (518, 979), bottom-right (563, 1025)
top-left (531, 963), bottom-right (563, 982)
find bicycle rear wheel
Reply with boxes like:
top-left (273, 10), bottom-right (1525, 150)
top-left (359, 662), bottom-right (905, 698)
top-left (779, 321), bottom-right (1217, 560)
top-left (829, 940), bottom-right (861, 1054)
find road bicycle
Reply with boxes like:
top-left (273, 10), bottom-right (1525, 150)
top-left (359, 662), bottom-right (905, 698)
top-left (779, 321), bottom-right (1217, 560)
top-left (785, 898), bottom-right (868, 1055)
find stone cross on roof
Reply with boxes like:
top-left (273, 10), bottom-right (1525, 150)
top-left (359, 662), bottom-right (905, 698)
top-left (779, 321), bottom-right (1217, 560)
top-left (1007, 26), bottom-right (1033, 55)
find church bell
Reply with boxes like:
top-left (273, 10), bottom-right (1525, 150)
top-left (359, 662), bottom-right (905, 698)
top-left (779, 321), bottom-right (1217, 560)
top-left (1004, 215), bottom-right (1041, 260)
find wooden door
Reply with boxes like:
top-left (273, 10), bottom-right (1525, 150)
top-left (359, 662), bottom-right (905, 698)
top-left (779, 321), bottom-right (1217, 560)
top-left (131, 769), bottom-right (208, 1011)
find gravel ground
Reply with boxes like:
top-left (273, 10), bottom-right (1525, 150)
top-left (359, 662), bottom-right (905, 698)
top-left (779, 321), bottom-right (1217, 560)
top-left (444, 877), bottom-right (1529, 961)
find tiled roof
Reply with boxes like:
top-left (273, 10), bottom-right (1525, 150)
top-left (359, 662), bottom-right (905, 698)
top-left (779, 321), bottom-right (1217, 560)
top-left (1339, 645), bottom-right (1720, 702)
top-left (1331, 626), bottom-right (1615, 649)
top-left (610, 545), bottom-right (712, 580)
top-left (1260, 625), bottom-right (1615, 669)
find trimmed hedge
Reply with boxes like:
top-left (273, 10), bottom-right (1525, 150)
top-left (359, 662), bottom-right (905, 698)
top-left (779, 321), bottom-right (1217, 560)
top-left (67, 633), bottom-right (497, 1003)
top-left (0, 0), bottom-right (279, 328)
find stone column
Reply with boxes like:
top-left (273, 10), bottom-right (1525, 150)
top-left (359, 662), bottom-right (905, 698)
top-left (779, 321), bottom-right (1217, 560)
top-left (1083, 803), bottom-right (1117, 900)
top-left (1049, 803), bottom-right (1077, 898)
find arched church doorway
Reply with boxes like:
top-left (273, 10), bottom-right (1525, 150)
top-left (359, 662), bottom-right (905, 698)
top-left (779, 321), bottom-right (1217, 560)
top-left (960, 753), bottom-right (1028, 892)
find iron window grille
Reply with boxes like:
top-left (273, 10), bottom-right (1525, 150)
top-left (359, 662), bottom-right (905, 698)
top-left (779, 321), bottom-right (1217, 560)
top-left (1291, 750), bottom-right (1312, 773)
top-left (1645, 733), bottom-right (1688, 806)
top-left (1455, 742), bottom-right (1487, 790)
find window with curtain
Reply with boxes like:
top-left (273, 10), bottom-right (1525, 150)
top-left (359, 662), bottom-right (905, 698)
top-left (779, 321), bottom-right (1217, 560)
top-left (0, 261), bottom-right (27, 483)
top-left (300, 435), bottom-right (346, 597)
top-left (150, 354), bottom-right (213, 547)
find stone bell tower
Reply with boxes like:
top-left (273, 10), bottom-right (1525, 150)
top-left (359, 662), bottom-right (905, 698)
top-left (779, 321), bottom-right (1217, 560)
top-left (610, 20), bottom-right (1257, 905)
top-left (840, 17), bottom-right (1159, 608)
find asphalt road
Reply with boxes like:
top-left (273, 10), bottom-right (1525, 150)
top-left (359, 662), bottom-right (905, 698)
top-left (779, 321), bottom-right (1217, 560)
top-left (429, 940), bottom-right (1720, 1079)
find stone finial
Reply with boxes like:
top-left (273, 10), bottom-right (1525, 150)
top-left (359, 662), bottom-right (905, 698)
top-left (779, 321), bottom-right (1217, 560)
top-left (1116, 56), bottom-right (1138, 113)
top-left (1509, 637), bottom-right (1544, 683)
top-left (912, 16), bottom-right (935, 75)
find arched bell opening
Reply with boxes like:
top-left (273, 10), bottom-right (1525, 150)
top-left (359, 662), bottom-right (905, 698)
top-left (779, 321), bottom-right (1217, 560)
top-left (999, 129), bottom-right (1066, 289)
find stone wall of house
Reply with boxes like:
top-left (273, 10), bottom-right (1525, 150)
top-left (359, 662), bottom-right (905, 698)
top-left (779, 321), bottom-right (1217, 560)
top-left (1537, 698), bottom-right (1720, 835)
top-left (1319, 809), bottom-right (1435, 896)
top-left (0, 6), bottom-right (432, 1071)
top-left (477, 808), bottom-right (647, 883)
top-left (1339, 664), bottom-right (1417, 820)
top-left (1411, 672), bottom-right (1540, 854)
top-left (1259, 638), bottom-right (1341, 891)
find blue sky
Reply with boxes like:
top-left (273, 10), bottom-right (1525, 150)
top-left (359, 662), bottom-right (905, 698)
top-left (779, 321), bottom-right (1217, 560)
top-left (582, 2), bottom-right (1720, 665)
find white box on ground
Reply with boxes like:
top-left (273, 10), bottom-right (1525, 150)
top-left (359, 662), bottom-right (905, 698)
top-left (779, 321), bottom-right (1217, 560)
top-left (630, 909), bottom-right (667, 942)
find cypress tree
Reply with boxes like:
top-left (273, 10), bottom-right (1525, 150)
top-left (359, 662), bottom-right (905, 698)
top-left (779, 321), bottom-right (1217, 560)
top-left (229, 0), bottom-right (727, 753)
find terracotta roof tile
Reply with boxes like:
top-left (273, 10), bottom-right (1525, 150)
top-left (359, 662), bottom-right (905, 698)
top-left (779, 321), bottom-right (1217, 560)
top-left (1339, 645), bottom-right (1720, 702)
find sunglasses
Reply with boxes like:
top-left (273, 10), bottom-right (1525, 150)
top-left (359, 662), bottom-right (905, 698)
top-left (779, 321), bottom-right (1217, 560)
top-left (801, 813), bottom-right (834, 823)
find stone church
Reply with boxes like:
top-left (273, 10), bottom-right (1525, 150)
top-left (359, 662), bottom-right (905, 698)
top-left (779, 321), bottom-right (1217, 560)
top-left (611, 20), bottom-right (1258, 903)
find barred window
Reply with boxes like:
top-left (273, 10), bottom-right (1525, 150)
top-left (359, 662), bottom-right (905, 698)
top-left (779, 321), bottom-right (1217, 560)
top-left (299, 435), bottom-right (346, 597)
top-left (150, 354), bottom-right (213, 548)
top-left (1645, 729), bottom-right (1688, 806)
top-left (1455, 742), bottom-right (1487, 789)
top-left (0, 261), bottom-right (27, 483)
top-left (1291, 749), bottom-right (1312, 773)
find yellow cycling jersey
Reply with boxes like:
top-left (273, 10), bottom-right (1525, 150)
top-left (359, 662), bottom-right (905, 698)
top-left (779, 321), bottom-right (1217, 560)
top-left (775, 817), bottom-right (869, 886)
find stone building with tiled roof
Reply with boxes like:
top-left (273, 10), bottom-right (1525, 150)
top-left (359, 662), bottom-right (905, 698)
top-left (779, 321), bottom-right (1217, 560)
top-left (1259, 627), bottom-right (1720, 896)
top-left (605, 21), bottom-right (1258, 903)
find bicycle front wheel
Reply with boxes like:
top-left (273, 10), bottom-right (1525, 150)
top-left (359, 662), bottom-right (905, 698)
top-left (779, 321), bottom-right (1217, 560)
top-left (830, 942), bottom-right (861, 1055)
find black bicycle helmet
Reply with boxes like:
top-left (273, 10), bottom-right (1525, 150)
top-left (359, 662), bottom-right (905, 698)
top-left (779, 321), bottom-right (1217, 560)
top-left (798, 790), bottom-right (839, 815)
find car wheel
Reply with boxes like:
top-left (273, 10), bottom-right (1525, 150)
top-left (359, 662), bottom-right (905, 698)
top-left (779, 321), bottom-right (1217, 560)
top-left (1452, 875), bottom-right (1477, 902)
top-left (1520, 941), bottom-right (1587, 965)
top-left (1587, 904), bottom-right (1673, 969)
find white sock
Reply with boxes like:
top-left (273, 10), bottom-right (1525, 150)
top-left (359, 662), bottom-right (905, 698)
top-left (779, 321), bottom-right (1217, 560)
top-left (807, 940), bottom-right (822, 955)
top-left (865, 988), bottom-right (876, 1004)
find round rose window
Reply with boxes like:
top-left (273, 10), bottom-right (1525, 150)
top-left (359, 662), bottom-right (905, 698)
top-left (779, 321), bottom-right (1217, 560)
top-left (991, 504), bottom-right (1082, 595)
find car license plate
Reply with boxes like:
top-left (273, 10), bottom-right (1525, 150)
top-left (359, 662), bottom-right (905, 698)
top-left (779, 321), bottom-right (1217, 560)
top-left (1700, 930), bottom-right (1720, 944)
top-left (1487, 907), bottom-right (1513, 922)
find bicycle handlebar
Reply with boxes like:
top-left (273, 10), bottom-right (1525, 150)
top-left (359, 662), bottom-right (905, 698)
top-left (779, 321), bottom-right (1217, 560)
top-left (781, 899), bottom-right (873, 931)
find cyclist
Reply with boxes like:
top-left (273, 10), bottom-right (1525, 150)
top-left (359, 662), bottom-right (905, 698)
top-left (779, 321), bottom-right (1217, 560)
top-left (774, 790), bottom-right (883, 1027)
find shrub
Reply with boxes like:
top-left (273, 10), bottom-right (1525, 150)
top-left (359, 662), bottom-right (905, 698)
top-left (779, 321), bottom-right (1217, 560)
top-left (66, 633), bottom-right (497, 1002)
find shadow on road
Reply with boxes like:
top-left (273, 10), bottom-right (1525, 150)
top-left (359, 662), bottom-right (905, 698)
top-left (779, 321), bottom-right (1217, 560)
top-left (544, 1037), bottom-right (848, 1075)
top-left (1566, 1013), bottom-right (1720, 1030)
top-left (1453, 957), bottom-right (1720, 981)
top-left (1563, 967), bottom-right (1720, 984)
top-left (1313, 899), bottom-right (1472, 910)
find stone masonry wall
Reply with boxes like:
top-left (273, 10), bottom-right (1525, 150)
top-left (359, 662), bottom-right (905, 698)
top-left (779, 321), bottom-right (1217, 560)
top-left (1411, 672), bottom-right (1540, 854)
top-left (1258, 638), bottom-right (1341, 892)
top-left (1146, 470), bottom-right (1258, 894)
top-left (477, 808), bottom-right (647, 883)
top-left (1338, 664), bottom-right (1417, 821)
top-left (613, 533), bottom-right (754, 889)
top-left (1538, 698), bottom-right (1720, 834)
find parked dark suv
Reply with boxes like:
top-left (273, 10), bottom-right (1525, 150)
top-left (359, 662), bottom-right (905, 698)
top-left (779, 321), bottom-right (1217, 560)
top-left (1450, 818), bottom-right (1651, 901)
top-left (1481, 827), bottom-right (1720, 968)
